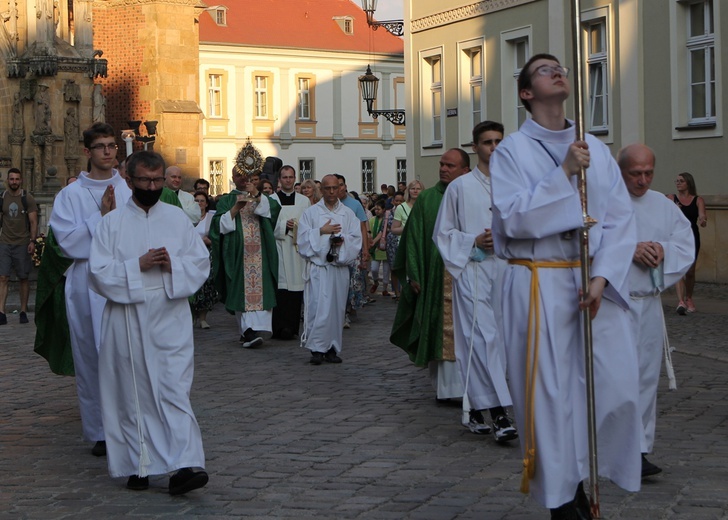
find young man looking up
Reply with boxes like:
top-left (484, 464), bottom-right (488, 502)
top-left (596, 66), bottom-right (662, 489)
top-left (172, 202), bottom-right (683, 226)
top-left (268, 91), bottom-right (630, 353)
top-left (490, 54), bottom-right (641, 518)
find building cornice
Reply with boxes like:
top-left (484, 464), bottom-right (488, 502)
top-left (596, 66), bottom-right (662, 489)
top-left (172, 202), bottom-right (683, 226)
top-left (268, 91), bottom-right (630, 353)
top-left (94, 0), bottom-right (201, 9)
top-left (411, 0), bottom-right (537, 33)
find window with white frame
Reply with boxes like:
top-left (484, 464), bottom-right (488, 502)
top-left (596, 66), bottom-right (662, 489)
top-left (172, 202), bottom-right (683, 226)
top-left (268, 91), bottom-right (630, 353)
top-left (297, 77), bottom-right (311, 120)
top-left (585, 18), bottom-right (609, 132)
top-left (420, 49), bottom-right (444, 149)
top-left (500, 29), bottom-right (531, 133)
top-left (214, 7), bottom-right (227, 26)
top-left (361, 159), bottom-right (375, 193)
top-left (687, 0), bottom-right (715, 122)
top-left (254, 75), bottom-right (270, 119)
top-left (669, 0), bottom-right (721, 137)
top-left (208, 74), bottom-right (222, 118)
top-left (458, 39), bottom-right (485, 144)
top-left (299, 159), bottom-right (313, 181)
top-left (209, 159), bottom-right (224, 196)
top-left (512, 39), bottom-right (529, 129)
top-left (396, 159), bottom-right (407, 185)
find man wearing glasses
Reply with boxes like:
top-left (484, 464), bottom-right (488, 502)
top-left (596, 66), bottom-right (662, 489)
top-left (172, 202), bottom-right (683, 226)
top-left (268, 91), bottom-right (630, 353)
top-left (89, 151), bottom-right (209, 495)
top-left (49, 122), bottom-right (132, 458)
top-left (490, 54), bottom-right (641, 518)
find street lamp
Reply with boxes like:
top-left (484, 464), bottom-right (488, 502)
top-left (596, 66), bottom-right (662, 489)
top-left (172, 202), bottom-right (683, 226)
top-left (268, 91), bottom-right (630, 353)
top-left (126, 120), bottom-right (158, 151)
top-left (360, 0), bottom-right (404, 37)
top-left (358, 65), bottom-right (405, 126)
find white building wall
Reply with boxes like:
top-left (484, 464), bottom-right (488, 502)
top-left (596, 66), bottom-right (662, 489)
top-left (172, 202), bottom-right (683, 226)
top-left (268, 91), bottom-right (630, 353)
top-left (200, 45), bottom-right (406, 195)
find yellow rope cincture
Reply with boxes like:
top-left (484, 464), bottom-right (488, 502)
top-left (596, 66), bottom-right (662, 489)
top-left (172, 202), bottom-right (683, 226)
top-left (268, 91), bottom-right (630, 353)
top-left (508, 258), bottom-right (581, 494)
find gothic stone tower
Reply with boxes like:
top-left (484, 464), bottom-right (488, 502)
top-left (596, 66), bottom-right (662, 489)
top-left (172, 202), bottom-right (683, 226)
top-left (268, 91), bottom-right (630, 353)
top-left (92, 0), bottom-right (204, 187)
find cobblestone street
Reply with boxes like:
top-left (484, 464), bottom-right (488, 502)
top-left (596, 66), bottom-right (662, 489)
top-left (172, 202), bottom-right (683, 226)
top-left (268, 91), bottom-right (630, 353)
top-left (1, 284), bottom-right (726, 519)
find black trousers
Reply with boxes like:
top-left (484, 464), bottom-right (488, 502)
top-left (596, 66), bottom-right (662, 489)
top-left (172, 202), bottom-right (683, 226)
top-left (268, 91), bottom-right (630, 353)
top-left (272, 289), bottom-right (303, 337)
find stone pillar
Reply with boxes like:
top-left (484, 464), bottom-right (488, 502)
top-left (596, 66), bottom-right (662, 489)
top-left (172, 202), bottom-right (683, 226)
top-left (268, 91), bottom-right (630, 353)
top-left (65, 157), bottom-right (79, 179)
top-left (8, 135), bottom-right (25, 172)
top-left (22, 157), bottom-right (35, 191)
top-left (74, 0), bottom-right (94, 58)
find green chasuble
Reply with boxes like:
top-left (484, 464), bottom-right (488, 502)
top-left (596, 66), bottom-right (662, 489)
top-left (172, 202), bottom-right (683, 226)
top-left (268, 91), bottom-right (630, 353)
top-left (33, 228), bottom-right (75, 376)
top-left (390, 181), bottom-right (455, 367)
top-left (210, 191), bottom-right (279, 313)
top-left (160, 186), bottom-right (183, 208)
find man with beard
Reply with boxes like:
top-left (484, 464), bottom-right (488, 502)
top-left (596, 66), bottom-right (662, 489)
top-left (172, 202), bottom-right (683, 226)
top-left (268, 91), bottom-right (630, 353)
top-left (89, 151), bottom-right (209, 495)
top-left (0, 168), bottom-right (38, 326)
top-left (49, 122), bottom-right (132, 457)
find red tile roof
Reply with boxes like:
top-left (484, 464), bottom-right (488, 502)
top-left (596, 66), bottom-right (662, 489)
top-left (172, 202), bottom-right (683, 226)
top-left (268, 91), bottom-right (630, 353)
top-left (199, 0), bottom-right (403, 55)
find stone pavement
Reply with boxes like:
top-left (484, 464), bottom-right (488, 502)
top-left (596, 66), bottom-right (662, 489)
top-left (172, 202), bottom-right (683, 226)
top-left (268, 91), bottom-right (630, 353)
top-left (1, 284), bottom-right (727, 520)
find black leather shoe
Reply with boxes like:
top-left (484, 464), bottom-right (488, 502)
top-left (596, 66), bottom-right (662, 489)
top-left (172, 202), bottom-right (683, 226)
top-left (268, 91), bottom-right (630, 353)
top-left (550, 501), bottom-right (578, 520)
top-left (91, 441), bottom-right (106, 457)
top-left (641, 453), bottom-right (663, 478)
top-left (169, 468), bottom-right (208, 496)
top-left (127, 475), bottom-right (149, 491)
top-left (310, 352), bottom-right (323, 365)
top-left (574, 482), bottom-right (593, 520)
top-left (324, 347), bottom-right (342, 363)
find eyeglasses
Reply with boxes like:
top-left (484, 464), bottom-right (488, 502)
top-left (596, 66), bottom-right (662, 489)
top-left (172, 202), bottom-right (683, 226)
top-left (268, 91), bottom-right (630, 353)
top-left (532, 65), bottom-right (570, 78)
top-left (132, 176), bottom-right (166, 187)
top-left (88, 143), bottom-right (119, 152)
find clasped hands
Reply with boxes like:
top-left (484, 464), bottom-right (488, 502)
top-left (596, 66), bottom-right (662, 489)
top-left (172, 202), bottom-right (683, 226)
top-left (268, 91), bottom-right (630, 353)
top-left (633, 241), bottom-right (664, 268)
top-left (139, 247), bottom-right (171, 273)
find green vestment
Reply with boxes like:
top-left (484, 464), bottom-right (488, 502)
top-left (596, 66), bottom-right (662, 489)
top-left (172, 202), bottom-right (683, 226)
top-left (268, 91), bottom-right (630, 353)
top-left (33, 228), bottom-right (74, 375)
top-left (390, 181), bottom-right (454, 367)
top-left (210, 191), bottom-right (279, 313)
top-left (160, 186), bottom-right (183, 208)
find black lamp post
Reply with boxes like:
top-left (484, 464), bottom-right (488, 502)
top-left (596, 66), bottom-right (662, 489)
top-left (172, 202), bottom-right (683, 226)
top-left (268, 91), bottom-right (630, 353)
top-left (360, 0), bottom-right (404, 37)
top-left (358, 65), bottom-right (405, 126)
top-left (127, 120), bottom-right (158, 151)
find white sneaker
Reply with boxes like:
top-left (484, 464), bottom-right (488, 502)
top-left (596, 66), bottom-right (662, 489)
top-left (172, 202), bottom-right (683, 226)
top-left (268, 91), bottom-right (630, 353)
top-left (200, 320), bottom-right (210, 329)
top-left (492, 414), bottom-right (518, 442)
top-left (463, 410), bottom-right (492, 435)
top-left (343, 315), bottom-right (351, 329)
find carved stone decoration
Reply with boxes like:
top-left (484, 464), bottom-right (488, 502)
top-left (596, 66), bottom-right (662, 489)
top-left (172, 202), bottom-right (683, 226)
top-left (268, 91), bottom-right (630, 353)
top-left (64, 106), bottom-right (80, 156)
top-left (27, 55), bottom-right (59, 76)
top-left (234, 138), bottom-right (264, 177)
top-left (63, 79), bottom-right (82, 101)
top-left (65, 157), bottom-right (79, 180)
top-left (33, 83), bottom-right (52, 135)
top-left (11, 91), bottom-right (24, 137)
top-left (411, 0), bottom-right (537, 33)
top-left (92, 84), bottom-right (106, 123)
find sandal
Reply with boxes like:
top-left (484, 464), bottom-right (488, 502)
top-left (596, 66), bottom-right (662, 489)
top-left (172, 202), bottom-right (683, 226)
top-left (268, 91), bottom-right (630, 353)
top-left (369, 281), bottom-right (379, 294)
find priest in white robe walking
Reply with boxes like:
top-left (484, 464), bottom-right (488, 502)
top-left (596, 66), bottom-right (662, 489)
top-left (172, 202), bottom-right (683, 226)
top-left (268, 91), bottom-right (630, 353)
top-left (89, 151), bottom-right (210, 495)
top-left (490, 53), bottom-right (641, 518)
top-left (297, 174), bottom-right (362, 365)
top-left (270, 165), bottom-right (310, 340)
top-left (434, 122), bottom-right (517, 442)
top-left (49, 122), bottom-right (132, 456)
top-left (617, 143), bottom-right (694, 478)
